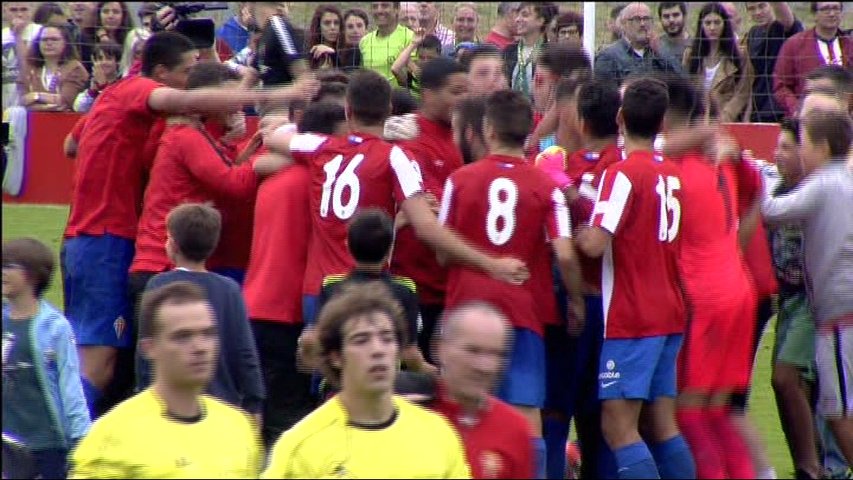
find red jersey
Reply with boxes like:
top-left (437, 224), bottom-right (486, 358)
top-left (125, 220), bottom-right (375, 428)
top-left (676, 153), bottom-right (755, 304)
top-left (207, 125), bottom-right (257, 272)
top-left (484, 30), bottom-right (514, 50)
top-left (592, 150), bottom-right (684, 338)
top-left (391, 115), bottom-right (464, 305)
top-left (289, 132), bottom-right (424, 295)
top-left (430, 383), bottom-right (534, 479)
top-left (734, 159), bottom-right (778, 300)
top-left (130, 124), bottom-right (258, 273)
top-left (65, 76), bottom-right (164, 240)
top-left (243, 156), bottom-right (311, 323)
top-left (568, 144), bottom-right (622, 293)
top-left (440, 154), bottom-right (571, 335)
top-left (69, 114), bottom-right (87, 144)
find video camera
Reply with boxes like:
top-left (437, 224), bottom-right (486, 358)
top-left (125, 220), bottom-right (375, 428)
top-left (151, 2), bottom-right (230, 49)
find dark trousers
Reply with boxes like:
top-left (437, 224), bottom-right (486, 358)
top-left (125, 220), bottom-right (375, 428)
top-left (32, 448), bottom-right (69, 479)
top-left (417, 303), bottom-right (444, 366)
top-left (252, 320), bottom-right (316, 449)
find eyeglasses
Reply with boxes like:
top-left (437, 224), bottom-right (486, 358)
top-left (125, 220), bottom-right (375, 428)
top-left (816, 5), bottom-right (842, 13)
top-left (626, 16), bottom-right (653, 24)
top-left (1, 262), bottom-right (24, 270)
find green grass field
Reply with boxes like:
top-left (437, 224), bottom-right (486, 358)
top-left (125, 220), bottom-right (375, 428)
top-left (1, 202), bottom-right (792, 475)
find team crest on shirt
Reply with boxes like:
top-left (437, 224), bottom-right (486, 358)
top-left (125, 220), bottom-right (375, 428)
top-left (479, 451), bottom-right (503, 478)
top-left (114, 316), bottom-right (126, 340)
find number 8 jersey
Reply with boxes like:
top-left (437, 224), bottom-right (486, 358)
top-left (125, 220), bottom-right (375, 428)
top-left (439, 154), bottom-right (571, 336)
top-left (591, 151), bottom-right (685, 339)
top-left (289, 132), bottom-right (424, 296)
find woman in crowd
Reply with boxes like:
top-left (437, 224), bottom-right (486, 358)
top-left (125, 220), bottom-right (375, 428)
top-left (307, 5), bottom-right (345, 70)
top-left (21, 24), bottom-right (88, 111)
top-left (95, 2), bottom-right (132, 47)
top-left (338, 8), bottom-right (369, 72)
top-left (683, 2), bottom-right (751, 122)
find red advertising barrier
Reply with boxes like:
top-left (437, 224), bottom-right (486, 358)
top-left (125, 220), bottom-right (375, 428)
top-left (3, 113), bottom-right (780, 205)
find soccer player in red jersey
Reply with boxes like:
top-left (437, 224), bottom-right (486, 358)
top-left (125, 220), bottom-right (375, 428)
top-left (431, 302), bottom-right (535, 479)
top-left (244, 103), bottom-right (348, 449)
top-left (439, 89), bottom-right (584, 479)
top-left (658, 76), bottom-right (760, 479)
top-left (61, 30), bottom-right (318, 417)
top-left (392, 57), bottom-right (469, 365)
top-left (262, 69), bottom-right (529, 327)
top-left (576, 78), bottom-right (695, 479)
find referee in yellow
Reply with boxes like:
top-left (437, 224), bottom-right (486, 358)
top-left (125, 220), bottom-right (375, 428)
top-left (262, 282), bottom-right (471, 479)
top-left (69, 282), bottom-right (261, 478)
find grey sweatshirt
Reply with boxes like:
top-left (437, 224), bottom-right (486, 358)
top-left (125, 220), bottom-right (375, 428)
top-left (761, 161), bottom-right (853, 325)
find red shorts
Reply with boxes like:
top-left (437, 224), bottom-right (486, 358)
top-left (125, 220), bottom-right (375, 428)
top-left (678, 288), bottom-right (757, 393)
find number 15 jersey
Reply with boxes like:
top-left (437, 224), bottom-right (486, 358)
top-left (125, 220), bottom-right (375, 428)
top-left (592, 151), bottom-right (685, 339)
top-left (439, 154), bottom-right (571, 336)
top-left (289, 132), bottom-right (424, 295)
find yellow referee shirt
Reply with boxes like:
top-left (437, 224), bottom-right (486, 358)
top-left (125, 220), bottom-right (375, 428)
top-left (69, 389), bottom-right (260, 479)
top-left (359, 24), bottom-right (415, 87)
top-left (262, 395), bottom-right (472, 479)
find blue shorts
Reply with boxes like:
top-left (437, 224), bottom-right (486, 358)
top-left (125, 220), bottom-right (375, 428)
top-left (302, 294), bottom-right (318, 326)
top-left (498, 327), bottom-right (546, 408)
top-left (598, 334), bottom-right (683, 401)
top-left (61, 234), bottom-right (134, 348)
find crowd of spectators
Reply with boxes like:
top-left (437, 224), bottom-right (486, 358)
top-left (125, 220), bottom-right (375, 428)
top-left (2, 1), bottom-right (850, 117)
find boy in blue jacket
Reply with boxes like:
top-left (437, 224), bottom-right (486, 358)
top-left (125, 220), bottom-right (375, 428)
top-left (3, 237), bottom-right (91, 478)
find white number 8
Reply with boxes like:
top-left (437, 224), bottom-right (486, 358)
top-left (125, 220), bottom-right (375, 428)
top-left (486, 178), bottom-right (518, 246)
top-left (320, 154), bottom-right (366, 219)
top-left (655, 175), bottom-right (681, 242)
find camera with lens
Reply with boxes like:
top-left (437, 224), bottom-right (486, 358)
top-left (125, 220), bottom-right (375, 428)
top-left (150, 2), bottom-right (229, 49)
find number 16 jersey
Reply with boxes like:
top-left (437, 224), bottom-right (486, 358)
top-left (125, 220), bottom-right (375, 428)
top-left (289, 132), bottom-right (424, 295)
top-left (439, 154), bottom-right (571, 336)
top-left (591, 150), bottom-right (685, 339)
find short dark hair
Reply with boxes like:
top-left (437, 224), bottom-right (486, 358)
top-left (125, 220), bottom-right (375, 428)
top-left (779, 117), bottom-right (800, 141)
top-left (810, 1), bottom-right (843, 13)
top-left (806, 64), bottom-right (853, 95)
top-left (622, 78), bottom-right (669, 140)
top-left (555, 75), bottom-right (590, 102)
top-left (139, 281), bottom-right (208, 339)
top-left (802, 108), bottom-right (852, 158)
top-left (166, 203), bottom-right (222, 263)
top-left (33, 2), bottom-right (65, 25)
top-left (317, 281), bottom-right (408, 386)
top-left (299, 101), bottom-right (346, 134)
top-left (2, 238), bottom-right (54, 297)
top-left (537, 42), bottom-right (591, 79)
top-left (346, 70), bottom-right (392, 126)
top-left (459, 43), bottom-right (502, 71)
top-left (420, 57), bottom-right (467, 91)
top-left (348, 209), bottom-right (394, 263)
top-left (578, 82), bottom-right (621, 139)
top-left (93, 40), bottom-right (123, 61)
top-left (485, 90), bottom-right (533, 147)
top-left (186, 61), bottom-right (240, 89)
top-left (658, 2), bottom-right (687, 17)
top-left (391, 88), bottom-right (419, 115)
top-left (661, 73), bottom-right (704, 121)
top-left (418, 34), bottom-right (442, 55)
top-left (141, 31), bottom-right (197, 77)
top-left (313, 81), bottom-right (348, 103)
top-left (519, 2), bottom-right (558, 33)
top-left (455, 96), bottom-right (487, 164)
top-left (610, 3), bottom-right (628, 19)
top-left (555, 11), bottom-right (584, 36)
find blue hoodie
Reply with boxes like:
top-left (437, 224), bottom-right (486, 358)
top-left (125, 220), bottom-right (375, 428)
top-left (2, 300), bottom-right (91, 447)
